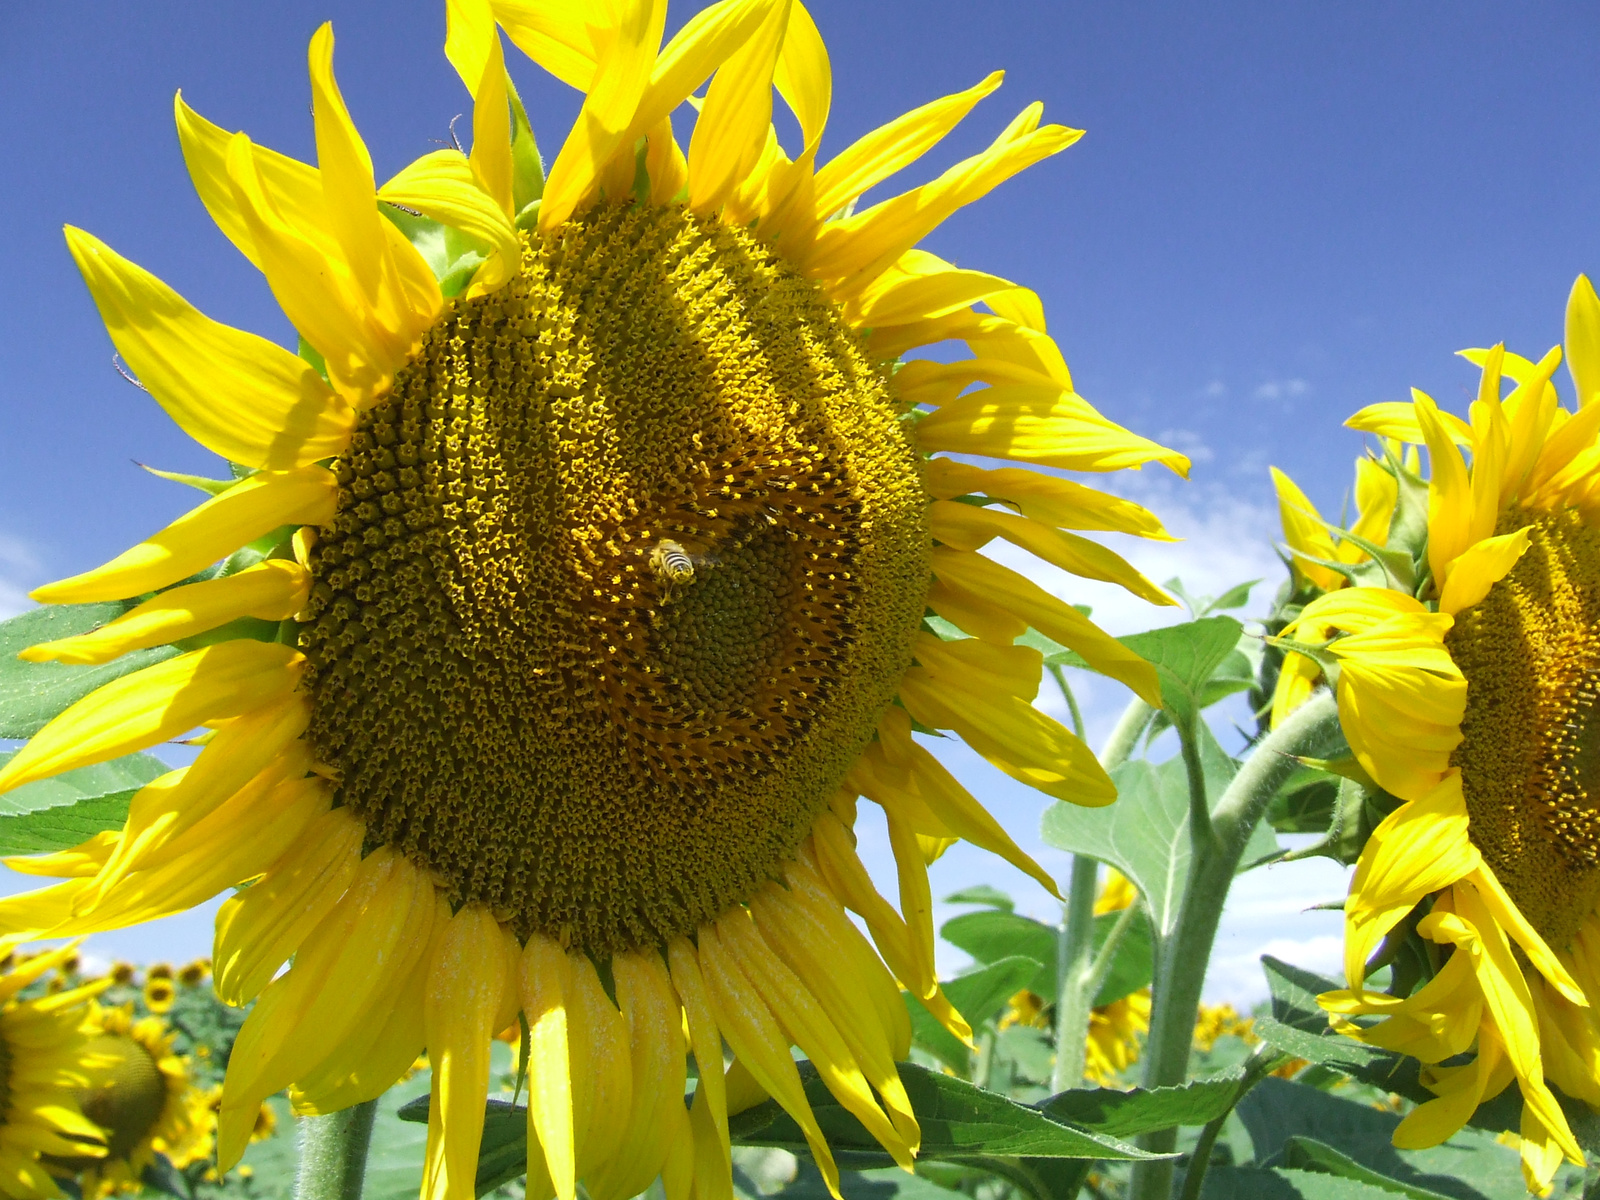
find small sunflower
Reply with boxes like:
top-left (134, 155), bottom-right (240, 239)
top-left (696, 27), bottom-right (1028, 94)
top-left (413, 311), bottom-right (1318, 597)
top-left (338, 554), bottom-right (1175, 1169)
top-left (1272, 276), bottom-right (1600, 1190)
top-left (0, 944), bottom-right (108, 1198)
top-left (67, 1005), bottom-right (213, 1198)
top-left (0, 3), bottom-right (1186, 1198)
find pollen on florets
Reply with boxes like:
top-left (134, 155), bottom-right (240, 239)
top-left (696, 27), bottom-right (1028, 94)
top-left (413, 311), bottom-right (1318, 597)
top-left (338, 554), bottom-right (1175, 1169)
top-left (1449, 507), bottom-right (1600, 949)
top-left (298, 203), bottom-right (930, 955)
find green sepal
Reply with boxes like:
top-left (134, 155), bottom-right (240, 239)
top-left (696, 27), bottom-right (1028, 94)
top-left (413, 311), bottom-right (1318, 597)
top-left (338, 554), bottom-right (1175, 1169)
top-left (137, 463), bottom-right (236, 497)
top-left (505, 74), bottom-right (545, 215)
top-left (1379, 442), bottom-right (1432, 572)
top-left (380, 203), bottom-right (487, 298)
top-left (297, 335), bottom-right (331, 383)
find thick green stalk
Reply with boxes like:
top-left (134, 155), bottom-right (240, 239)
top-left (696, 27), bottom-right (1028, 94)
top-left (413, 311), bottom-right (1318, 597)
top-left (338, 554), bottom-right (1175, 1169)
top-left (1050, 854), bottom-right (1101, 1091)
top-left (1047, 697), bottom-right (1156, 1094)
top-left (295, 1101), bottom-right (379, 1200)
top-left (1128, 691), bottom-right (1341, 1200)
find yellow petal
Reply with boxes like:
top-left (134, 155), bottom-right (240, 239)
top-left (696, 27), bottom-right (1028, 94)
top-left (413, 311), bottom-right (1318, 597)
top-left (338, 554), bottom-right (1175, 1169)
top-left (519, 932), bottom-right (576, 1200)
top-left (64, 228), bottom-right (353, 471)
top-left (470, 31), bottom-right (515, 217)
top-left (22, 560), bottom-right (310, 666)
top-left (1567, 274), bottom-right (1600, 407)
top-left (807, 117), bottom-right (1078, 294)
top-left (32, 466), bottom-right (335, 606)
top-left (927, 499), bottom-right (1174, 606)
top-left (915, 384), bottom-right (1190, 476)
top-left (696, 924), bottom-right (843, 1200)
top-left (540, 0), bottom-right (668, 230)
top-left (173, 92), bottom-right (331, 272)
top-left (718, 907), bottom-right (913, 1168)
top-left (1345, 400), bottom-right (1472, 446)
top-left (1411, 390), bottom-right (1474, 586)
top-left (931, 545), bottom-right (1161, 706)
top-left (667, 936), bottom-right (731, 1183)
top-left (213, 808), bottom-right (365, 1005)
top-left (923, 457), bottom-right (1171, 539)
top-left (1437, 528), bottom-right (1531, 615)
top-left (422, 905), bottom-right (511, 1200)
top-left (688, 0), bottom-right (789, 214)
top-left (812, 72), bottom-right (1002, 219)
top-left (1345, 772), bottom-right (1479, 989)
top-left (1269, 467), bottom-right (1343, 592)
top-left (0, 641), bottom-right (303, 795)
top-left (379, 150), bottom-right (520, 273)
top-left (493, 0), bottom-right (600, 91)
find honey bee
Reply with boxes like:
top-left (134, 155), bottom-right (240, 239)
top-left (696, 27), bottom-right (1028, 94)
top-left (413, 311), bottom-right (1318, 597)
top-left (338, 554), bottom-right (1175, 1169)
top-left (650, 539), bottom-right (697, 584)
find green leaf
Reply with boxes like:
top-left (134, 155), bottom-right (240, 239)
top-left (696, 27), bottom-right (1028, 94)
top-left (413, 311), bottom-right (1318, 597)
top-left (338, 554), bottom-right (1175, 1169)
top-left (762, 1160), bottom-right (964, 1200)
top-left (359, 1071), bottom-right (434, 1200)
top-left (1041, 721), bottom-right (1246, 938)
top-left (905, 991), bottom-right (972, 1073)
top-left (1039, 1078), bottom-right (1241, 1138)
top-left (942, 956), bottom-right (1042, 1029)
top-left (1196, 1165), bottom-right (1433, 1198)
top-left (1277, 1137), bottom-right (1455, 1200)
top-left (1238, 1077), bottom-right (1552, 1200)
top-left (380, 204), bottom-right (488, 298)
top-left (943, 884), bottom-right (1014, 911)
top-left (1117, 616), bottom-right (1244, 728)
top-left (0, 750), bottom-right (166, 854)
top-left (937, 908), bottom-right (1154, 1007)
top-left (727, 1060), bottom-right (1164, 1165)
top-left (0, 604), bottom-right (180, 739)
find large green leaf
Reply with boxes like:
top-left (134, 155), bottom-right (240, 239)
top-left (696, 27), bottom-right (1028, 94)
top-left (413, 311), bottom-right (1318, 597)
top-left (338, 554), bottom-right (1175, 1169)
top-left (1277, 1138), bottom-right (1455, 1200)
top-left (1237, 1077), bottom-right (1564, 1199)
top-left (938, 908), bottom-right (1154, 1007)
top-left (727, 1061), bottom-right (1162, 1166)
top-left (1117, 617), bottom-right (1244, 729)
top-left (0, 750), bottom-right (166, 854)
top-left (1039, 1078), bottom-right (1241, 1138)
top-left (363, 1072), bottom-right (434, 1200)
top-left (942, 956), bottom-right (1041, 1030)
top-left (1197, 1165), bottom-right (1436, 1198)
top-left (0, 603), bottom-right (179, 739)
top-left (1041, 721), bottom-right (1263, 938)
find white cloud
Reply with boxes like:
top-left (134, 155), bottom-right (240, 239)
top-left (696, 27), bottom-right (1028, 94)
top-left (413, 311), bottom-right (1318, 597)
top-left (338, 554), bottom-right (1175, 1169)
top-left (1253, 378), bottom-right (1310, 402)
top-left (1201, 380), bottom-right (1227, 399)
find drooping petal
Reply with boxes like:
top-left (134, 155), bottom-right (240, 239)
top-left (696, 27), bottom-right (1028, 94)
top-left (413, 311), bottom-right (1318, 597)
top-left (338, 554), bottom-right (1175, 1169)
top-left (22, 560), bottom-right (310, 666)
top-left (30, 466), bottom-right (336, 605)
top-left (519, 932), bottom-right (576, 1200)
top-left (0, 642), bottom-right (303, 795)
top-left (688, 0), bottom-right (789, 214)
top-left (65, 228), bottom-right (354, 471)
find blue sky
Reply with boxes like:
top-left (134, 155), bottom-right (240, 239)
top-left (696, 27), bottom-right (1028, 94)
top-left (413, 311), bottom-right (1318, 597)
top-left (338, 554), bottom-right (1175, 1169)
top-left (1, 2), bottom-right (1597, 992)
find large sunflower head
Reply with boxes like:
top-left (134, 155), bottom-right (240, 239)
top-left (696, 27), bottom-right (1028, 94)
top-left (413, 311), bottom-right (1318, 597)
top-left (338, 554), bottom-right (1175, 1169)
top-left (0, 4), bottom-right (1187, 1198)
top-left (0, 944), bottom-right (109, 1199)
top-left (59, 1005), bottom-right (212, 1198)
top-left (1271, 276), bottom-right (1600, 1191)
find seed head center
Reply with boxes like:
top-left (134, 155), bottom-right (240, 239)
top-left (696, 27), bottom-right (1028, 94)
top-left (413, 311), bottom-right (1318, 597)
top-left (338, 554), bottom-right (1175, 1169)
top-left (1448, 508), bottom-right (1600, 948)
top-left (299, 205), bottom-right (929, 954)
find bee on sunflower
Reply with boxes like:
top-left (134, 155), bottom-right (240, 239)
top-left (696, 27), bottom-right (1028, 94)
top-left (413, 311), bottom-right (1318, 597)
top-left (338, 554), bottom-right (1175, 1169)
top-left (0, 2), bottom-right (1187, 1197)
top-left (1269, 276), bottom-right (1600, 1191)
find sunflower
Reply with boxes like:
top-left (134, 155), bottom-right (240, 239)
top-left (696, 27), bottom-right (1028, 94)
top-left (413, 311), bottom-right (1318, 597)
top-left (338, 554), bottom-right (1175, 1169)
top-left (1271, 276), bottom-right (1600, 1191)
top-left (63, 1005), bottom-right (213, 1198)
top-left (0, 3), bottom-right (1186, 1198)
top-left (0, 945), bottom-right (109, 1198)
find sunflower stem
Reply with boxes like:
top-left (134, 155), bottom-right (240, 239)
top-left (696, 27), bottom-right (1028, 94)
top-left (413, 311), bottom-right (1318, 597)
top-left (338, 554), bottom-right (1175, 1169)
top-left (1047, 697), bottom-right (1157, 1094)
top-left (1176, 715), bottom-right (1215, 852)
top-left (1050, 854), bottom-right (1100, 1092)
top-left (295, 1100), bottom-right (378, 1200)
top-left (1128, 691), bottom-right (1341, 1200)
top-left (1100, 699), bottom-right (1155, 773)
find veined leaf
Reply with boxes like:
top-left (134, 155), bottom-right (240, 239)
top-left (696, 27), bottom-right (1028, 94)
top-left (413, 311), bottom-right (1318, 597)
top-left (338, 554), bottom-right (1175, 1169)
top-left (0, 750), bottom-right (167, 854)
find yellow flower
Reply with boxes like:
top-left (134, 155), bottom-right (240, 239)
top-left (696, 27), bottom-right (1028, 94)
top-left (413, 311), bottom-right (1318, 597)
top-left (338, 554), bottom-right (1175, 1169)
top-left (176, 960), bottom-right (209, 988)
top-left (1274, 276), bottom-right (1600, 1191)
top-left (1085, 992), bottom-right (1150, 1086)
top-left (0, 944), bottom-right (110, 1198)
top-left (64, 1005), bottom-right (213, 1198)
top-left (1192, 1002), bottom-right (1255, 1053)
top-left (0, 4), bottom-right (1187, 1199)
top-left (141, 979), bottom-right (174, 1015)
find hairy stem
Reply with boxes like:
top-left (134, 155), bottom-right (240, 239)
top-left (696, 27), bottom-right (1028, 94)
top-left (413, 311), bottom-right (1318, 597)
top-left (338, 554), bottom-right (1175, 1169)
top-left (1128, 691), bottom-right (1341, 1200)
top-left (1050, 854), bottom-right (1101, 1092)
top-left (295, 1101), bottom-right (378, 1200)
top-left (1100, 699), bottom-right (1155, 773)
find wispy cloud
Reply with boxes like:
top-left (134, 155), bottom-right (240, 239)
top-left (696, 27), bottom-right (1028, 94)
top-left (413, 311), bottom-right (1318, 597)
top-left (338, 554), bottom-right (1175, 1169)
top-left (0, 534), bottom-right (39, 619)
top-left (1253, 377), bottom-right (1310, 402)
